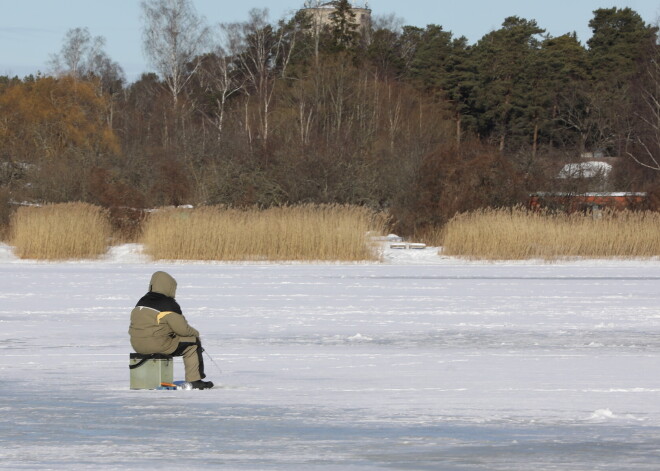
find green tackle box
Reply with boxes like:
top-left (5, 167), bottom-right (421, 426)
top-left (129, 353), bottom-right (174, 389)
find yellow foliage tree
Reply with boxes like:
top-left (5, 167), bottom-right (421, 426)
top-left (0, 76), bottom-right (120, 163)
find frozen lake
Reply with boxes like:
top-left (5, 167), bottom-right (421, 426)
top-left (1, 246), bottom-right (660, 470)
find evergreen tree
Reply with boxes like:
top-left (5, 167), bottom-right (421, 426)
top-left (441, 36), bottom-right (472, 145)
top-left (328, 0), bottom-right (359, 51)
top-left (586, 8), bottom-right (658, 155)
top-left (468, 16), bottom-right (545, 152)
top-left (398, 25), bottom-right (472, 143)
top-left (367, 26), bottom-right (404, 79)
top-left (537, 33), bottom-right (591, 152)
top-left (406, 25), bottom-right (454, 92)
top-left (588, 7), bottom-right (658, 85)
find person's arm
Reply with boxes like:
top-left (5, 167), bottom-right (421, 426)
top-left (163, 312), bottom-right (200, 338)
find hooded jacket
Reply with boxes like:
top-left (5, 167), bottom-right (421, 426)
top-left (129, 271), bottom-right (200, 354)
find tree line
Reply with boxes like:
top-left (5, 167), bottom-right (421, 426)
top-left (0, 0), bottom-right (658, 236)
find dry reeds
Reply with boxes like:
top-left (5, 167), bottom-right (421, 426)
top-left (412, 226), bottom-right (446, 248)
top-left (140, 205), bottom-right (386, 261)
top-left (10, 203), bottom-right (111, 260)
top-left (443, 207), bottom-right (660, 260)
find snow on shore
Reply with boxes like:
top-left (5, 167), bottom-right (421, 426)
top-left (1, 243), bottom-right (660, 469)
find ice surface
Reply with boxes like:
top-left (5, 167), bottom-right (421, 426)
top-left (1, 244), bottom-right (660, 469)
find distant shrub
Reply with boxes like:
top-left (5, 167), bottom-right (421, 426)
top-left (0, 188), bottom-right (12, 240)
top-left (141, 204), bottom-right (386, 261)
top-left (10, 203), bottom-right (110, 260)
top-left (108, 207), bottom-right (146, 243)
top-left (443, 207), bottom-right (660, 260)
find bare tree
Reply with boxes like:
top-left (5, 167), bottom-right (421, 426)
top-left (49, 28), bottom-right (125, 128)
top-left (49, 27), bottom-right (101, 79)
top-left (49, 27), bottom-right (124, 87)
top-left (193, 22), bottom-right (247, 141)
top-left (626, 44), bottom-right (660, 171)
top-left (141, 0), bottom-right (210, 108)
top-left (222, 9), bottom-right (298, 146)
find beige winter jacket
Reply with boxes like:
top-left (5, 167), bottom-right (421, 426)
top-left (129, 271), bottom-right (200, 354)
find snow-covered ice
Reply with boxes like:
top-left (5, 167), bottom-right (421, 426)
top-left (1, 244), bottom-right (660, 469)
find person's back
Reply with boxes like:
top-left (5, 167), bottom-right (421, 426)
top-left (129, 271), bottom-right (213, 390)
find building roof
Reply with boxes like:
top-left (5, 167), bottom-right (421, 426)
top-left (532, 192), bottom-right (646, 197)
top-left (557, 161), bottom-right (612, 179)
top-left (303, 1), bottom-right (370, 9)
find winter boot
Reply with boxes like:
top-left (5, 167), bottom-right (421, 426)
top-left (190, 380), bottom-right (214, 390)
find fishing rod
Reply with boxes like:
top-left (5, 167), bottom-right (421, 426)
top-left (202, 348), bottom-right (223, 376)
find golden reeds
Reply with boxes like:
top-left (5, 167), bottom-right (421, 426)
top-left (10, 203), bottom-right (111, 260)
top-left (140, 204), bottom-right (386, 261)
top-left (412, 226), bottom-right (446, 248)
top-left (442, 207), bottom-right (660, 260)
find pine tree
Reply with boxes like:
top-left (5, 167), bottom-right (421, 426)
top-left (588, 7), bottom-right (658, 85)
top-left (587, 8), bottom-right (658, 156)
top-left (468, 17), bottom-right (545, 152)
top-left (537, 33), bottom-right (590, 152)
top-left (328, 0), bottom-right (359, 51)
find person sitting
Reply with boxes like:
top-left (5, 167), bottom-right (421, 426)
top-left (129, 271), bottom-right (214, 390)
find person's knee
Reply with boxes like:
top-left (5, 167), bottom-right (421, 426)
top-left (182, 344), bottom-right (199, 358)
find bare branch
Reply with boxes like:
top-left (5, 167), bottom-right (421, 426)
top-left (141, 0), bottom-right (210, 107)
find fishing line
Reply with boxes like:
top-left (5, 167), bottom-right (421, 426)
top-left (203, 348), bottom-right (223, 376)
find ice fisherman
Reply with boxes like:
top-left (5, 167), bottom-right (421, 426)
top-left (129, 271), bottom-right (214, 390)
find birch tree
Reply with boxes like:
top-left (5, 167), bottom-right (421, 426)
top-left (141, 0), bottom-right (210, 108)
top-left (223, 9), bottom-right (298, 146)
top-left (626, 44), bottom-right (660, 171)
top-left (49, 27), bottom-right (124, 90)
top-left (195, 48), bottom-right (243, 140)
top-left (49, 27), bottom-right (103, 80)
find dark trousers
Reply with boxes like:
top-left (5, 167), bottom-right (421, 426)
top-left (171, 337), bottom-right (206, 381)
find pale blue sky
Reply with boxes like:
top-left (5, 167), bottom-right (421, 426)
top-left (1, 0), bottom-right (658, 81)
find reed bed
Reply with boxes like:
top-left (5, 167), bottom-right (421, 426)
top-left (442, 207), bottom-right (660, 260)
top-left (140, 205), bottom-right (386, 261)
top-left (412, 226), bottom-right (446, 248)
top-left (10, 203), bottom-right (111, 260)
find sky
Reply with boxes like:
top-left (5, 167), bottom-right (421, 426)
top-left (1, 0), bottom-right (659, 82)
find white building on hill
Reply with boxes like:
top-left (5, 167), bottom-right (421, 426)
top-left (301, 1), bottom-right (372, 38)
